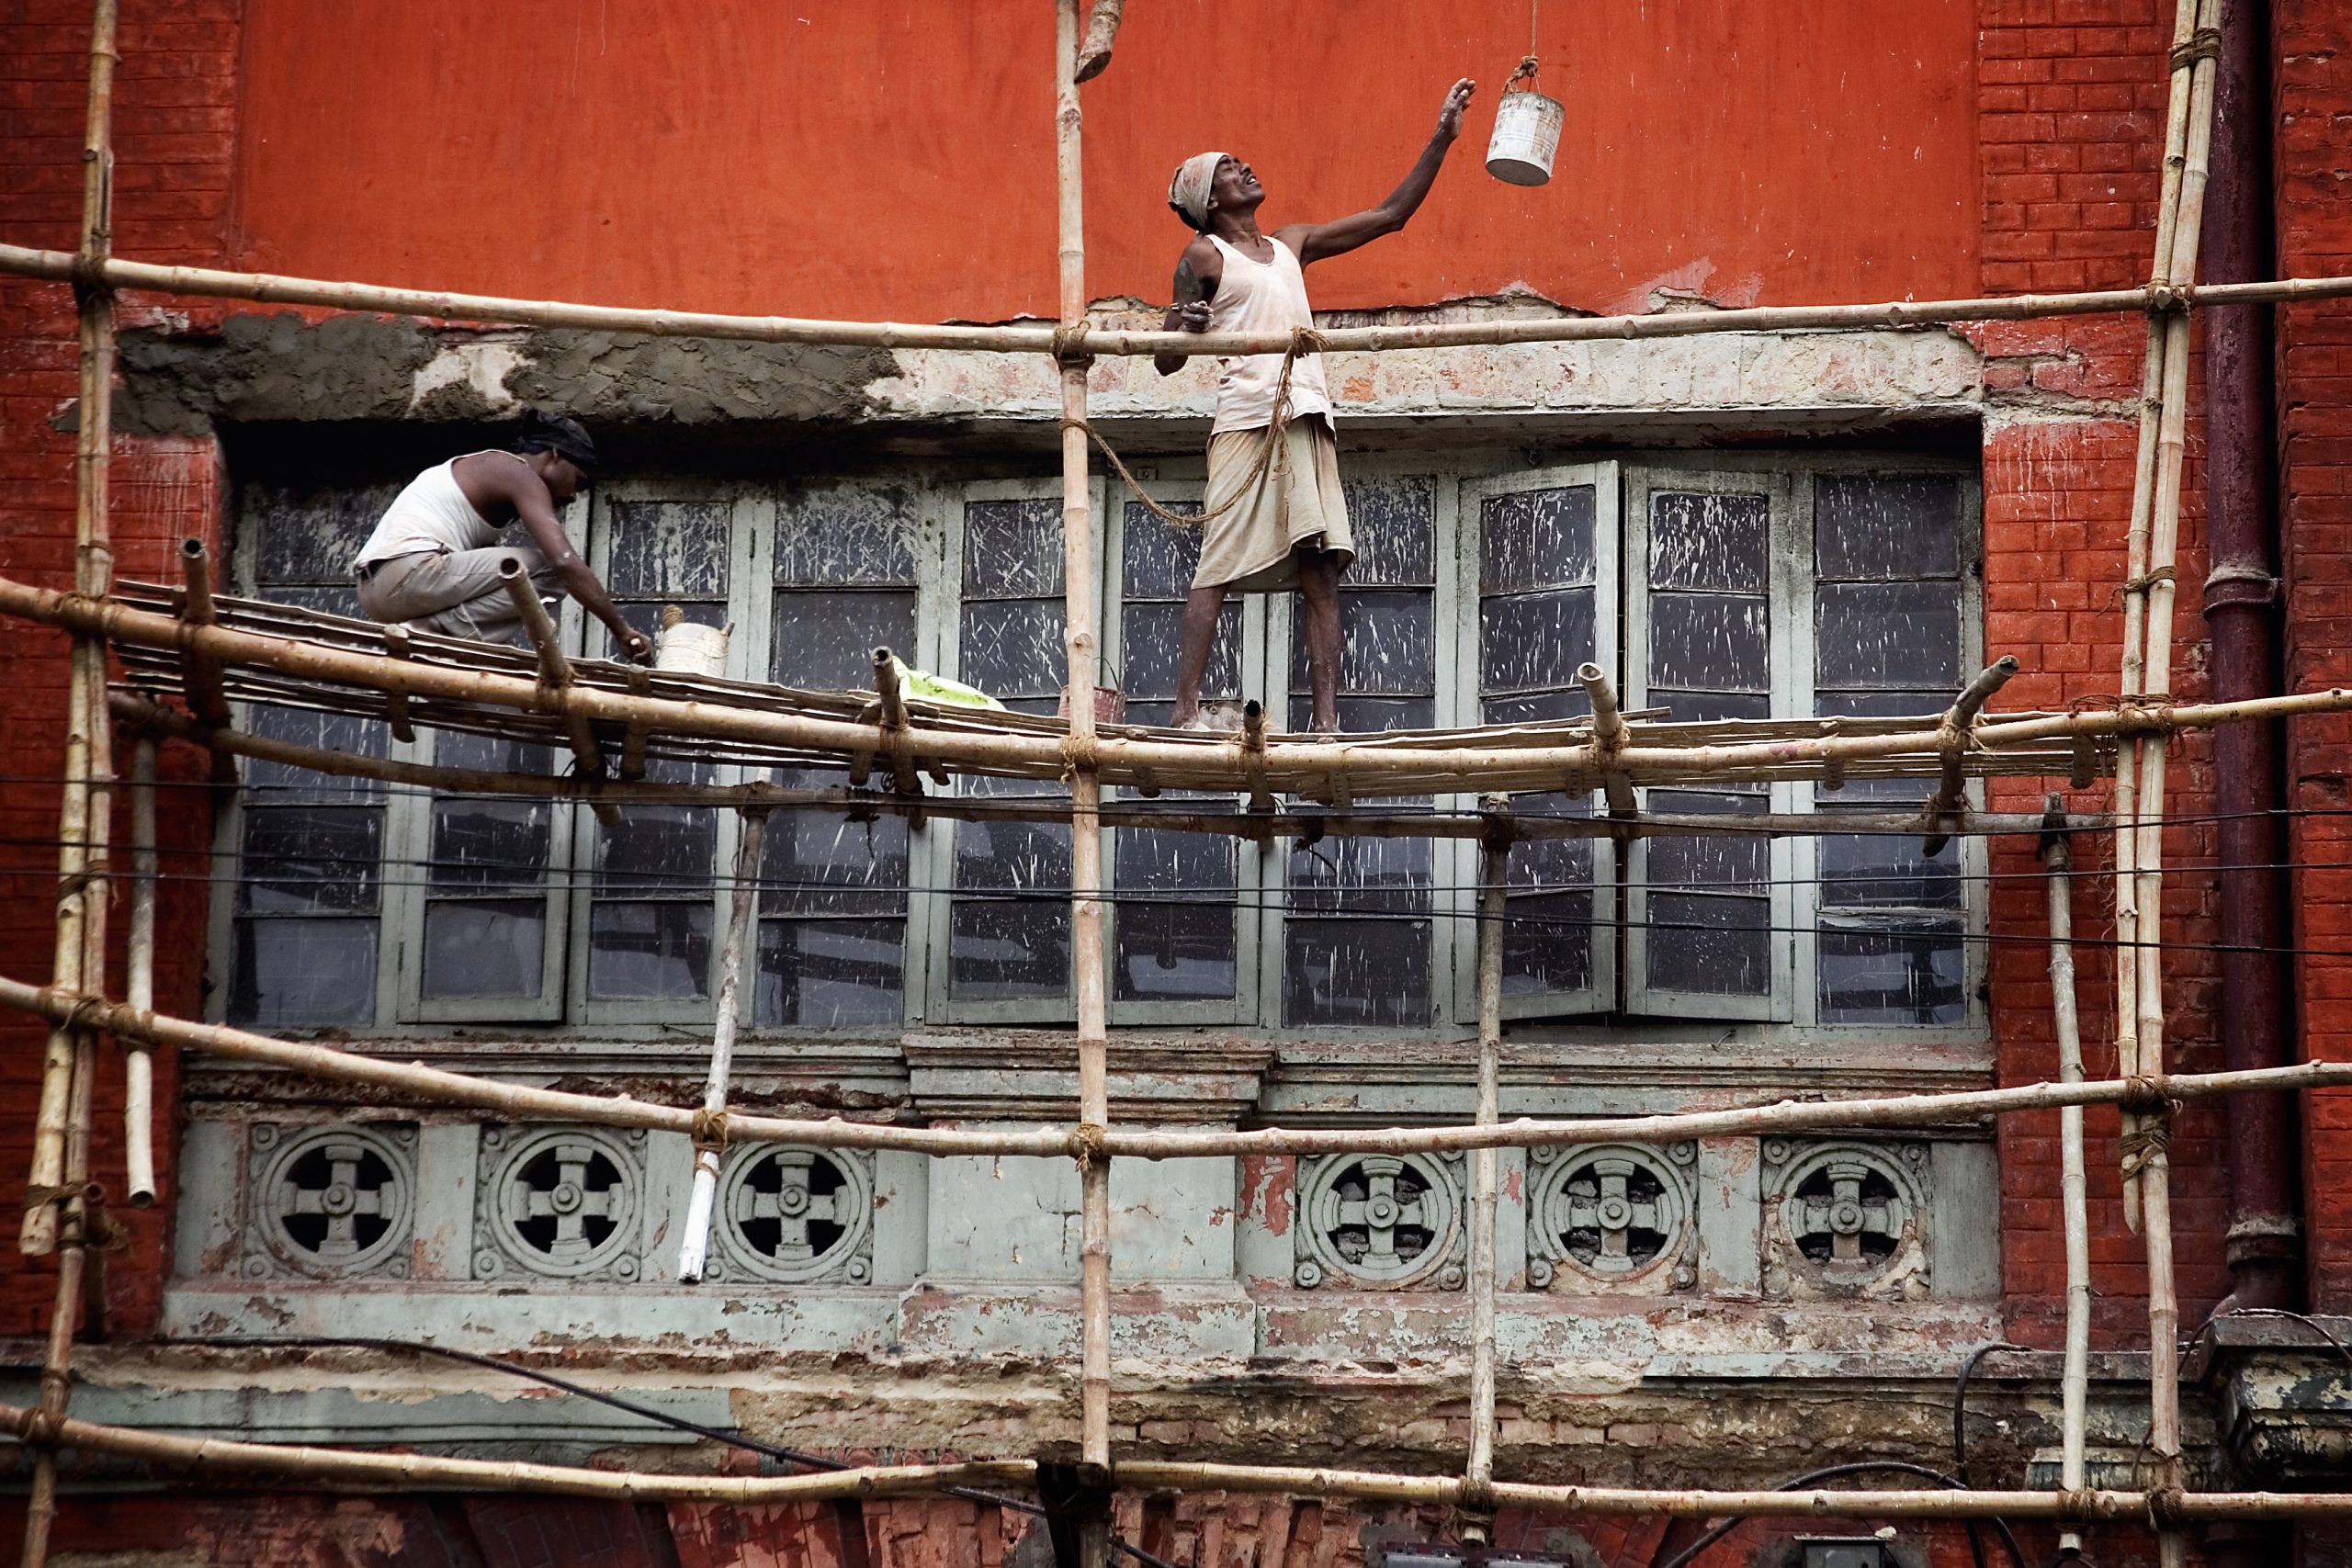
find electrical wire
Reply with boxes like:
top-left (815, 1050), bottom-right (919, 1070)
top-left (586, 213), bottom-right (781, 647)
top-left (1648, 1461), bottom-right (2026, 1568)
top-left (1953, 1341), bottom-right (2030, 1568)
top-left (176, 1335), bottom-right (1181, 1568)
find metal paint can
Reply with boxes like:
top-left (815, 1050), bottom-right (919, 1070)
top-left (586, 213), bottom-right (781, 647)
top-left (1486, 88), bottom-right (1564, 186)
top-left (654, 620), bottom-right (730, 678)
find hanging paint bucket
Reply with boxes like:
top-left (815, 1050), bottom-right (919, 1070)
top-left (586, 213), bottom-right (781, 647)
top-left (1486, 86), bottom-right (1564, 186)
top-left (654, 610), bottom-right (731, 678)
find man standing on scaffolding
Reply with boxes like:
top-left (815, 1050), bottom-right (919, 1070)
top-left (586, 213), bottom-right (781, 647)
top-left (1157, 77), bottom-right (1476, 734)
top-left (353, 410), bottom-right (653, 662)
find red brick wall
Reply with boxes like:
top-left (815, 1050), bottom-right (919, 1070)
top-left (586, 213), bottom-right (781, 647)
top-left (2275, 0), bottom-right (2352, 1311)
top-left (0, 0), bottom-right (238, 1337)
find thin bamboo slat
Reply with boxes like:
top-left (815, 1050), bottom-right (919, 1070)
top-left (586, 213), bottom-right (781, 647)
top-left (2, 239), bottom-right (2350, 359)
top-left (1462, 812), bottom-right (1508, 1540)
top-left (675, 810), bottom-right (764, 1283)
top-left (122, 737), bottom-right (157, 1207)
top-left (2045, 801), bottom-right (2091, 1560)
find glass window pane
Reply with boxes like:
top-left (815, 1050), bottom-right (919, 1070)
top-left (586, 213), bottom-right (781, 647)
top-left (775, 481), bottom-right (918, 586)
top-left (1648, 592), bottom-right (1769, 694)
top-left (1123, 601), bottom-right (1240, 702)
top-left (1114, 828), bottom-right (1237, 1002)
top-left (757, 918), bottom-right (905, 1026)
top-left (1502, 890), bottom-right (1594, 999)
top-left (1816, 582), bottom-right (1962, 691)
top-left (1482, 588), bottom-right (1596, 696)
top-left (1341, 477), bottom-right (1436, 585)
top-left (1650, 491), bottom-right (1768, 592)
top-left (1646, 892), bottom-right (1770, 997)
top-left (1815, 474), bottom-right (1963, 580)
top-left (772, 589), bottom-right (917, 693)
top-left (248, 481), bottom-right (401, 585)
top-left (763, 810), bottom-right (909, 918)
top-left (239, 807), bottom-right (380, 913)
top-left (1480, 485), bottom-right (1596, 594)
top-left (950, 899), bottom-right (1071, 1001)
top-left (606, 500), bottom-right (729, 598)
top-left (1821, 832), bottom-right (1962, 909)
top-left (588, 901), bottom-right (712, 1000)
top-left (430, 800), bottom-right (551, 894)
top-left (1819, 920), bottom-right (1966, 1025)
top-left (596, 806), bottom-right (718, 894)
top-left (231, 917), bottom-right (378, 1026)
top-left (960, 598), bottom-right (1067, 703)
top-left (1123, 501), bottom-right (1205, 598)
top-left (1290, 590), bottom-right (1433, 697)
top-left (1649, 690), bottom-right (1771, 724)
top-left (1284, 918), bottom-right (1432, 1026)
top-left (422, 899), bottom-right (547, 999)
top-left (964, 499), bottom-right (1064, 597)
top-left (246, 706), bottom-right (387, 795)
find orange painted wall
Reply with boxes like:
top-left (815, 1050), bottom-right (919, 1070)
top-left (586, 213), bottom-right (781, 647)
top-left (228, 0), bottom-right (1981, 322)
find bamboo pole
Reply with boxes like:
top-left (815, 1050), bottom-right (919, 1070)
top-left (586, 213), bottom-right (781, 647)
top-left (1073, 0), bottom-right (1126, 82)
top-left (1, 238), bottom-right (2349, 358)
top-left (1053, 12), bottom-right (1114, 1564)
top-left (500, 558), bottom-right (621, 827)
top-left (1577, 663), bottom-right (1634, 815)
top-left (1110, 1461), bottom-right (2352, 1524)
top-left (122, 736), bottom-right (157, 1207)
top-left (871, 646), bottom-right (922, 795)
top-left (0, 1397), bottom-right (1036, 1502)
top-left (1921, 656), bottom-right (2019, 857)
top-left (675, 809), bottom-right (765, 1283)
top-left (2043, 799), bottom-right (2091, 1561)
top-left (21, 14), bottom-right (119, 1568)
top-left (12, 976), bottom-right (2352, 1165)
top-left (1461, 804), bottom-right (1509, 1541)
top-left (177, 538), bottom-right (229, 727)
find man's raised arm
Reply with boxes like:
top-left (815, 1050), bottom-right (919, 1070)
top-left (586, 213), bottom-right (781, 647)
top-left (1279, 78), bottom-right (1476, 266)
top-left (481, 461), bottom-right (651, 662)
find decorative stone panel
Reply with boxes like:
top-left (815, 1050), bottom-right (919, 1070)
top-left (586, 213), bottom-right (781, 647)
top-left (245, 1122), bottom-right (416, 1280)
top-left (474, 1126), bottom-right (643, 1281)
top-left (1527, 1141), bottom-right (1698, 1293)
top-left (1762, 1138), bottom-right (1930, 1301)
top-left (1293, 1151), bottom-right (1465, 1291)
top-left (705, 1145), bottom-right (875, 1285)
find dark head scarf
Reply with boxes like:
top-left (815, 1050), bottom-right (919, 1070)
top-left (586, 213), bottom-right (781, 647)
top-left (514, 410), bottom-right (599, 477)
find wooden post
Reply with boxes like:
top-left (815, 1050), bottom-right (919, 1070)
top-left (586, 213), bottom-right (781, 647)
top-left (1462, 795), bottom-right (1510, 1541)
top-left (1053, 7), bottom-right (1114, 1565)
top-left (123, 737), bottom-right (158, 1207)
top-left (21, 8), bottom-right (119, 1566)
top-left (2043, 798), bottom-right (2090, 1560)
top-left (677, 809), bottom-right (766, 1282)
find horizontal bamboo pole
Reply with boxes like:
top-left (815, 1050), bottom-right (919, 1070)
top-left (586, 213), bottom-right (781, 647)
top-left (8, 976), bottom-right (2352, 1164)
top-left (9, 576), bottom-right (2341, 797)
top-left (1113, 1461), bottom-right (2352, 1524)
top-left (3, 239), bottom-right (2351, 359)
top-left (109, 691), bottom-right (2092, 841)
top-left (0, 1396), bottom-right (1033, 1502)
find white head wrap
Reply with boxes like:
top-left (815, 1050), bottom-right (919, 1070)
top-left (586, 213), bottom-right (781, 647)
top-left (1168, 151), bottom-right (1230, 230)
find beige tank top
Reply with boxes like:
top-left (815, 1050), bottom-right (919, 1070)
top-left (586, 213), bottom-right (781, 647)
top-left (1204, 233), bottom-right (1331, 435)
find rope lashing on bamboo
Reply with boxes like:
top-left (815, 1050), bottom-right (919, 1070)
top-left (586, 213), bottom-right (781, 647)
top-left (2167, 30), bottom-right (2222, 69)
top-left (1051, 322), bottom-right (1094, 366)
top-left (1069, 1122), bottom-right (1111, 1171)
top-left (1061, 327), bottom-right (1328, 530)
top-left (14, 1405), bottom-right (60, 1445)
top-left (2118, 1074), bottom-right (2181, 1183)
top-left (2114, 565), bottom-right (2179, 604)
top-left (690, 1108), bottom-right (730, 1157)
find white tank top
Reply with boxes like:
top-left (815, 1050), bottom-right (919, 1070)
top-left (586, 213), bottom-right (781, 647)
top-left (354, 451), bottom-right (523, 567)
top-left (1204, 233), bottom-right (1332, 435)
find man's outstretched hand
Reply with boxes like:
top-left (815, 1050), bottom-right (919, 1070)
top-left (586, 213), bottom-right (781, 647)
top-left (1435, 78), bottom-right (1476, 141)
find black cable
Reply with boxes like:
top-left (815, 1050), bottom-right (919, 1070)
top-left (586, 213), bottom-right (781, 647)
top-left (1650, 1461), bottom-right (2026, 1568)
top-left (176, 1335), bottom-right (1180, 1568)
top-left (1953, 1341), bottom-right (2028, 1568)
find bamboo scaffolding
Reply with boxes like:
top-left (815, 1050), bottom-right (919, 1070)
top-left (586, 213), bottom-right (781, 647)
top-left (1921, 657), bottom-right (2018, 857)
top-left (8, 976), bottom-right (2348, 1165)
top-left (122, 736), bottom-right (157, 1207)
top-left (675, 809), bottom-right (764, 1283)
top-left (60, 575), bottom-right (2352, 802)
top-left (501, 558), bottom-right (621, 828)
top-left (108, 689), bottom-right (2103, 841)
top-left (2044, 800), bottom-right (2091, 1560)
top-left (1054, 13), bottom-right (1114, 1564)
top-left (1461, 807), bottom-right (1508, 1541)
top-left (2, 238), bottom-right (2350, 359)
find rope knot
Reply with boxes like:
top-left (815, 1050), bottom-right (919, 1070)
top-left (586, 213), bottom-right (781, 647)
top-left (2168, 29), bottom-right (2222, 70)
top-left (2120, 1074), bottom-right (2177, 1117)
top-left (1286, 325), bottom-right (1329, 361)
top-left (15, 1406), bottom-right (61, 1445)
top-left (1060, 730), bottom-right (1102, 776)
top-left (690, 1108), bottom-right (730, 1156)
top-left (2053, 1485), bottom-right (2103, 1522)
top-left (61, 993), bottom-right (109, 1037)
top-left (1069, 1121), bottom-right (1111, 1171)
top-left (1051, 322), bottom-right (1094, 367)
top-left (2145, 1483), bottom-right (2192, 1532)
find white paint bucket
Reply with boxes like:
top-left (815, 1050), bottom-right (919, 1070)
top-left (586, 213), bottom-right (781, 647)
top-left (1486, 88), bottom-right (1565, 186)
top-left (654, 620), bottom-right (730, 678)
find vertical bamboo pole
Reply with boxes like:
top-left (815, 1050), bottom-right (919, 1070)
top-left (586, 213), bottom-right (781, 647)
top-left (677, 809), bottom-right (766, 1282)
top-left (21, 8), bottom-right (119, 1564)
top-left (2129, 8), bottom-right (2224, 1563)
top-left (123, 737), bottom-right (156, 1206)
top-left (2115, 0), bottom-right (2205, 1235)
top-left (1054, 6), bottom-right (1113, 1565)
top-left (2043, 800), bottom-right (2090, 1560)
top-left (1462, 801), bottom-right (1509, 1542)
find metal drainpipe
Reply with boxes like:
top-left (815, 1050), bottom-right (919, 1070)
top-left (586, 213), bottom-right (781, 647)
top-left (2202, 0), bottom-right (2302, 1321)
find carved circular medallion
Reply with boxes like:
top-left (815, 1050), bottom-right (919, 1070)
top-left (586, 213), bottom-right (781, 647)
top-left (711, 1146), bottom-right (875, 1284)
top-left (479, 1127), bottom-right (640, 1280)
top-left (1528, 1141), bottom-right (1695, 1291)
top-left (255, 1123), bottom-right (414, 1279)
top-left (1295, 1152), bottom-right (1464, 1290)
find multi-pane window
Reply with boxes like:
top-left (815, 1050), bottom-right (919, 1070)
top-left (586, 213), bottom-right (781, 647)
top-left (217, 454), bottom-right (1978, 1038)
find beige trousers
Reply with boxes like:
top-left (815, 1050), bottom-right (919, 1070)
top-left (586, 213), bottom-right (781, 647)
top-left (356, 546), bottom-right (561, 642)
